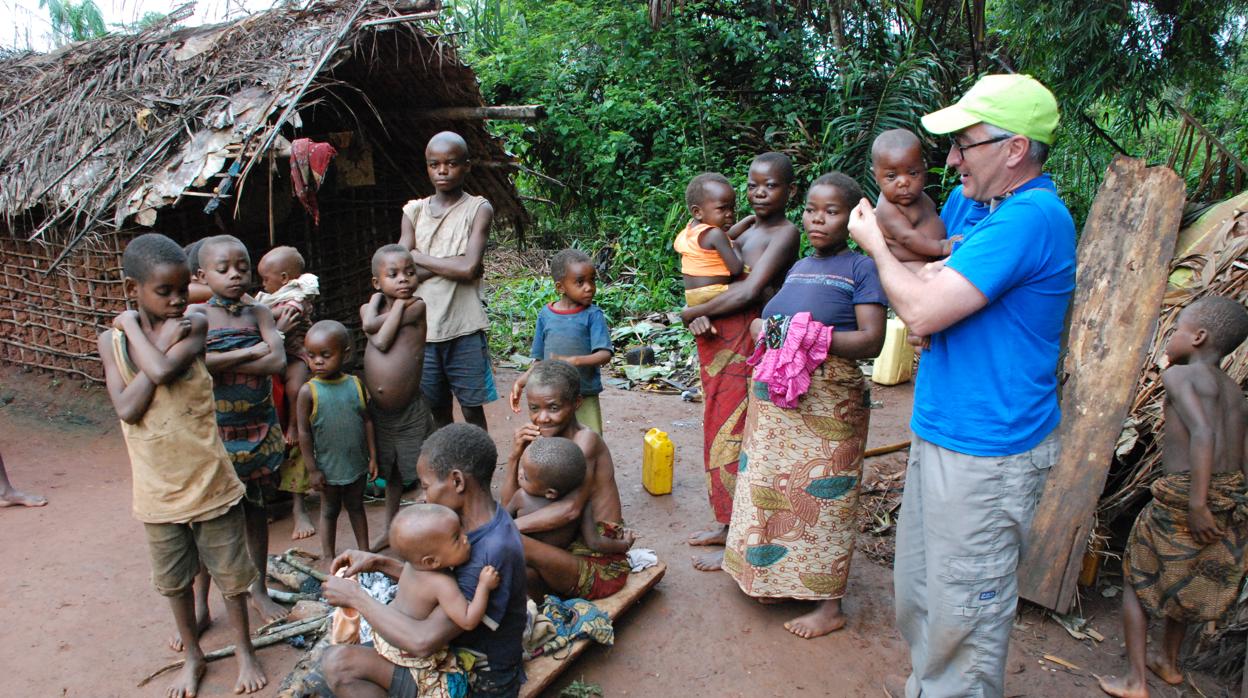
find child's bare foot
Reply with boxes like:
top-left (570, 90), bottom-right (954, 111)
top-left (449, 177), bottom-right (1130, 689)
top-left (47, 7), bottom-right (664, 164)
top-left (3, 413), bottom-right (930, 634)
top-left (290, 513), bottom-right (316, 540)
top-left (688, 525), bottom-right (728, 546)
top-left (691, 549), bottom-right (724, 571)
top-left (233, 650), bottom-right (267, 694)
top-left (250, 587), bottom-right (289, 625)
top-left (0, 488), bottom-right (47, 507)
top-left (166, 654), bottom-right (206, 698)
top-left (784, 600), bottom-right (847, 639)
top-left (1097, 675), bottom-right (1149, 697)
top-left (370, 528), bottom-right (391, 552)
top-left (166, 612), bottom-right (212, 652)
top-left (1145, 652), bottom-right (1182, 685)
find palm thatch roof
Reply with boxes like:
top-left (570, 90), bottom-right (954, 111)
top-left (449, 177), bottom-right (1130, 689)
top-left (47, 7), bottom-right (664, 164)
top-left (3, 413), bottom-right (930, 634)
top-left (0, 0), bottom-right (530, 380)
top-left (0, 0), bottom-right (526, 263)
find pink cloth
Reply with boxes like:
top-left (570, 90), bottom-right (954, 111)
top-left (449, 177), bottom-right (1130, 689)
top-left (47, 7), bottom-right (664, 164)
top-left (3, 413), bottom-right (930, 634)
top-left (747, 312), bottom-right (833, 408)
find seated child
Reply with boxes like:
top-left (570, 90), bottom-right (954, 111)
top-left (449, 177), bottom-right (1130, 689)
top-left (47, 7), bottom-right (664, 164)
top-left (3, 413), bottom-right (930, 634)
top-left (255, 245), bottom-right (321, 540)
top-left (339, 503), bottom-right (500, 696)
top-left (361, 244), bottom-right (432, 551)
top-left (503, 360), bottom-right (636, 600)
top-left (190, 234), bottom-right (291, 624)
top-left (98, 233), bottom-right (266, 696)
top-left (295, 320), bottom-right (377, 564)
top-left (674, 172), bottom-right (743, 307)
top-left (505, 436), bottom-right (589, 549)
top-left (1099, 296), bottom-right (1248, 698)
top-left (870, 129), bottom-right (956, 272)
top-left (508, 249), bottom-right (614, 435)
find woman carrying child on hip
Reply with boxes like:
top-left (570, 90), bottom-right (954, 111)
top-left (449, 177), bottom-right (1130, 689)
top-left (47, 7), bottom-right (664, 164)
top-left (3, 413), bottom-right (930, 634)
top-left (723, 172), bottom-right (886, 639)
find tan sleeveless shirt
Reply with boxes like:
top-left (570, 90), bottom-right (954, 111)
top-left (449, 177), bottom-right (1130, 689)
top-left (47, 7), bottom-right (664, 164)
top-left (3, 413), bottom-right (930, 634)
top-left (402, 194), bottom-right (490, 342)
top-left (112, 330), bottom-right (245, 524)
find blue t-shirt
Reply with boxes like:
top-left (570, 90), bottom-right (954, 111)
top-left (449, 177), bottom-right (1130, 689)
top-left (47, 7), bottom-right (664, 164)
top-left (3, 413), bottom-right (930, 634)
top-left (761, 251), bottom-right (887, 330)
top-left (454, 502), bottom-right (527, 677)
top-left (911, 175), bottom-right (1076, 456)
top-left (531, 303), bottom-right (613, 396)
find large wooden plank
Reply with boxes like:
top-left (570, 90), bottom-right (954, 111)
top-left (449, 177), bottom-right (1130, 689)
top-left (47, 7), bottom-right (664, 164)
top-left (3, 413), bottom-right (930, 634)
top-left (1018, 156), bottom-right (1185, 612)
top-left (519, 563), bottom-right (667, 698)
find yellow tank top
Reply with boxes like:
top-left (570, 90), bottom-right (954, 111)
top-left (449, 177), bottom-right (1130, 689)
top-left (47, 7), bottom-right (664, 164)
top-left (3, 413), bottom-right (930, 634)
top-left (112, 330), bottom-right (245, 524)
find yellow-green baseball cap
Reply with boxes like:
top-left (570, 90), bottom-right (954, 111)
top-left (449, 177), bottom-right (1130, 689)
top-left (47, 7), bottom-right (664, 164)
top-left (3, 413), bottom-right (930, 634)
top-left (921, 74), bottom-right (1059, 145)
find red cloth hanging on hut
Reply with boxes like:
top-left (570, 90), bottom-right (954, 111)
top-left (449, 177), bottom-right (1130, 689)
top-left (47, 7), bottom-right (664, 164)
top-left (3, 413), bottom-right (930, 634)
top-left (290, 138), bottom-right (338, 227)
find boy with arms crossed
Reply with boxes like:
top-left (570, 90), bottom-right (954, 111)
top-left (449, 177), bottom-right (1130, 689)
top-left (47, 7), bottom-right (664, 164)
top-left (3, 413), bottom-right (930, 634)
top-left (362, 244), bottom-right (431, 551)
top-left (99, 233), bottom-right (266, 697)
top-left (399, 131), bottom-right (498, 433)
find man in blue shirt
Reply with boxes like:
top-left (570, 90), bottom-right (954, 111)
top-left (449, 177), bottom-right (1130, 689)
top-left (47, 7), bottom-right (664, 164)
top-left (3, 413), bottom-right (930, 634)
top-left (849, 74), bottom-right (1076, 698)
top-left (321, 424), bottom-right (528, 697)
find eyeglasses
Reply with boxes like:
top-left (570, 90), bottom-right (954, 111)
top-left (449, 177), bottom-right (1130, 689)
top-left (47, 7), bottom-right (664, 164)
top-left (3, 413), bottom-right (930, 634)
top-left (949, 134), bottom-right (1012, 159)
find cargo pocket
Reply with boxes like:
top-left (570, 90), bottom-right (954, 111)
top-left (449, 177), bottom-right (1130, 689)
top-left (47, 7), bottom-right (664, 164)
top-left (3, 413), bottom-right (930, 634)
top-left (939, 549), bottom-right (1018, 614)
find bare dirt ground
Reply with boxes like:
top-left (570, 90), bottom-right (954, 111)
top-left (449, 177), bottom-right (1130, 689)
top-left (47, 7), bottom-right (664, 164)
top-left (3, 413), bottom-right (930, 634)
top-left (0, 364), bottom-right (1235, 697)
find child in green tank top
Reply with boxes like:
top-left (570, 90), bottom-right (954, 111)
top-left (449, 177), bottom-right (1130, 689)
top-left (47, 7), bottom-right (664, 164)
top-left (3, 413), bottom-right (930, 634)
top-left (296, 320), bottom-right (378, 565)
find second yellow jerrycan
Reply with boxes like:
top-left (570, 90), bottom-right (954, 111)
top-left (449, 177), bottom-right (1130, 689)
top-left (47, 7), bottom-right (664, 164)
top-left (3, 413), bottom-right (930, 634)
top-left (871, 316), bottom-right (914, 386)
top-left (642, 428), bottom-right (674, 496)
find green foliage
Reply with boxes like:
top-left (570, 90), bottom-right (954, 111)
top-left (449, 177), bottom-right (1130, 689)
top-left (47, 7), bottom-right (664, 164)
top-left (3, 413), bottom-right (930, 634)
top-left (559, 679), bottom-right (603, 698)
top-left (40, 0), bottom-right (106, 44)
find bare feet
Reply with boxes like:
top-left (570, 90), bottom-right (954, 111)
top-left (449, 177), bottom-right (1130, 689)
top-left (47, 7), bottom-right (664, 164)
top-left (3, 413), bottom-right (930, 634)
top-left (166, 654), bottom-right (206, 698)
top-left (688, 525), bottom-right (728, 546)
top-left (250, 587), bottom-right (290, 625)
top-left (784, 600), bottom-right (847, 639)
top-left (233, 650), bottom-right (267, 694)
top-left (1097, 674), bottom-right (1149, 698)
top-left (370, 528), bottom-right (391, 552)
top-left (754, 596), bottom-right (785, 605)
top-left (167, 612), bottom-right (212, 652)
top-left (0, 488), bottom-right (47, 507)
top-left (1145, 652), bottom-right (1182, 685)
top-left (691, 549), bottom-right (724, 571)
top-left (290, 509), bottom-right (316, 540)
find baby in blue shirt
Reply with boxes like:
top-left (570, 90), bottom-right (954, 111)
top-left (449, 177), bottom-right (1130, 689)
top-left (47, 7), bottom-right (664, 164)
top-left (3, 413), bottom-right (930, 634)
top-left (509, 249), bottom-right (613, 434)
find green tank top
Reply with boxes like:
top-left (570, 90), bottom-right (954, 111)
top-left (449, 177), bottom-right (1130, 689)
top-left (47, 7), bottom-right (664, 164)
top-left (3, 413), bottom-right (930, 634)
top-left (309, 374), bottom-right (369, 485)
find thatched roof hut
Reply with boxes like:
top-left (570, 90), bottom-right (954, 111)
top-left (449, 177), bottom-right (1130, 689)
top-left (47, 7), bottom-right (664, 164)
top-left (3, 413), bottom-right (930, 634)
top-left (0, 0), bottom-right (529, 380)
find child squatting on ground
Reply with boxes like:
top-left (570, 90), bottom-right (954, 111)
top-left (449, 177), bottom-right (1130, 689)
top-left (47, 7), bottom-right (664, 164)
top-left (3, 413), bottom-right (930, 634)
top-left (191, 235), bottom-right (292, 626)
top-left (509, 249), bottom-right (614, 435)
top-left (362, 243), bottom-right (431, 552)
top-left (255, 244), bottom-right (321, 541)
top-left (295, 320), bottom-right (377, 565)
top-left (1099, 296), bottom-right (1248, 698)
top-left (673, 172), bottom-right (744, 307)
top-left (504, 360), bottom-right (636, 600)
top-left (870, 129), bottom-right (956, 273)
top-left (99, 233), bottom-right (266, 697)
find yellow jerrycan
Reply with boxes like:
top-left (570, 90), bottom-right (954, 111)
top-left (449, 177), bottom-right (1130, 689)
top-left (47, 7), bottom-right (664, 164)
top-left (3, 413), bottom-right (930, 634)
top-left (642, 428), bottom-right (674, 496)
top-left (871, 316), bottom-right (914, 386)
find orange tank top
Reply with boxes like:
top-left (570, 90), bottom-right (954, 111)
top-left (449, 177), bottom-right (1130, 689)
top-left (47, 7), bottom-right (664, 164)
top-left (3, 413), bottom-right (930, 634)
top-left (673, 222), bottom-right (733, 277)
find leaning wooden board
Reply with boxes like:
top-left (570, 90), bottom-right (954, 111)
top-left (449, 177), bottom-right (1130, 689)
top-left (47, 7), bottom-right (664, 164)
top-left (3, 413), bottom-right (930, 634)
top-left (519, 562), bottom-right (667, 698)
top-left (1017, 156), bottom-right (1185, 612)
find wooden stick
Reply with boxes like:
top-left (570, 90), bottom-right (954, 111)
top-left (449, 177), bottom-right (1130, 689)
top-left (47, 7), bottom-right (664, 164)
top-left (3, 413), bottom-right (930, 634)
top-left (282, 553), bottom-right (329, 582)
top-left (137, 615), bottom-right (330, 687)
top-left (268, 588), bottom-right (318, 604)
top-left (358, 11), bottom-right (440, 29)
top-left (406, 105), bottom-right (546, 121)
top-left (864, 440), bottom-right (910, 459)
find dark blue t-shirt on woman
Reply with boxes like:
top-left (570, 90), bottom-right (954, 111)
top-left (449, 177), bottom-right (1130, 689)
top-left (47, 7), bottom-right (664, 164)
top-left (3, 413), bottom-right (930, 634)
top-left (761, 251), bottom-right (887, 329)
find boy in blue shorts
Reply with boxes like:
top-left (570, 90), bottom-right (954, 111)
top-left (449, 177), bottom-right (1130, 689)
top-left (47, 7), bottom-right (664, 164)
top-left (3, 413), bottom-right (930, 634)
top-left (509, 249), bottom-right (613, 434)
top-left (399, 131), bottom-right (498, 432)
